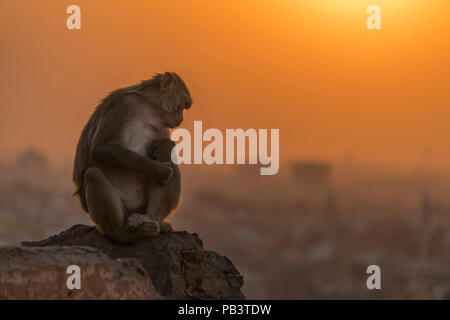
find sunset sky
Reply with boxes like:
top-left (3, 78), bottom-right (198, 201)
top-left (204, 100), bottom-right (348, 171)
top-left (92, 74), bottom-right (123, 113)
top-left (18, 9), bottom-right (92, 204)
top-left (0, 0), bottom-right (449, 170)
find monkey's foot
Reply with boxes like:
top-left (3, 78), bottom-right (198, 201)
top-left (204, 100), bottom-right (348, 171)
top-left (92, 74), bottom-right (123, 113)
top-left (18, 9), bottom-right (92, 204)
top-left (140, 220), bottom-right (160, 236)
top-left (126, 214), bottom-right (160, 235)
top-left (160, 221), bottom-right (173, 233)
top-left (126, 213), bottom-right (147, 231)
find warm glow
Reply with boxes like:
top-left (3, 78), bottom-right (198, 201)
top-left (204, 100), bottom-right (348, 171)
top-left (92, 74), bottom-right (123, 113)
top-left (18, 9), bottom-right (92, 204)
top-left (305, 0), bottom-right (420, 12)
top-left (0, 0), bottom-right (449, 169)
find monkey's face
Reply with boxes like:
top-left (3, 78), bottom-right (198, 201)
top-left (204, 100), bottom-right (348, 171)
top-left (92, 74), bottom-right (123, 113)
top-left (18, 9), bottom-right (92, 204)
top-left (159, 72), bottom-right (192, 114)
top-left (158, 72), bottom-right (192, 128)
top-left (163, 108), bottom-right (184, 129)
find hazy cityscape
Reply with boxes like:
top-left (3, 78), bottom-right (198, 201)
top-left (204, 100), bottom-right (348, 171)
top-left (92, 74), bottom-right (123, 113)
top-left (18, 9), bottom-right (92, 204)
top-left (0, 147), bottom-right (449, 299)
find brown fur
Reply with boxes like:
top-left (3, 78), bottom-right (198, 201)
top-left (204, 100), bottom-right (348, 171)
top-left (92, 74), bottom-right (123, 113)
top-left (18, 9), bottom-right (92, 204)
top-left (72, 72), bottom-right (191, 243)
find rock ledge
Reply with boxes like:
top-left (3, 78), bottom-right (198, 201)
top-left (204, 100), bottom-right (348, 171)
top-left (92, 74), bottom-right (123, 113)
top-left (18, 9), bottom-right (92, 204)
top-left (19, 224), bottom-right (244, 299)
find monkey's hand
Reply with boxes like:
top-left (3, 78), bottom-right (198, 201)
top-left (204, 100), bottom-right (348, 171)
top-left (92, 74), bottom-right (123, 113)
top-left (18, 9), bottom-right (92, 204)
top-left (149, 161), bottom-right (173, 185)
top-left (149, 139), bottom-right (176, 163)
top-left (161, 162), bottom-right (174, 185)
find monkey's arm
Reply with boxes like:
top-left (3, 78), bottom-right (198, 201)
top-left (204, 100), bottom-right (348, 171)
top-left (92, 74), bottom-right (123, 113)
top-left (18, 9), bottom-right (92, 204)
top-left (148, 139), bottom-right (176, 163)
top-left (91, 143), bottom-right (172, 183)
top-left (89, 98), bottom-right (172, 183)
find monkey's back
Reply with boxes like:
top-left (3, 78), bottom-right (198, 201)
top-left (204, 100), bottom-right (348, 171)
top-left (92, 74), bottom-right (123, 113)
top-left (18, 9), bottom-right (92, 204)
top-left (72, 87), bottom-right (135, 211)
top-left (72, 107), bottom-right (102, 212)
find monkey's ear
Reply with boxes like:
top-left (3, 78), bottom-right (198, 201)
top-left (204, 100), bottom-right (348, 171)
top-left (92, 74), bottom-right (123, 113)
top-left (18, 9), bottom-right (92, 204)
top-left (160, 72), bottom-right (175, 91)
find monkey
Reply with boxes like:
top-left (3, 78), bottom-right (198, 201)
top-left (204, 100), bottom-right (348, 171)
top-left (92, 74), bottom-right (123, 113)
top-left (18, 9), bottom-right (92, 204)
top-left (72, 72), bottom-right (192, 244)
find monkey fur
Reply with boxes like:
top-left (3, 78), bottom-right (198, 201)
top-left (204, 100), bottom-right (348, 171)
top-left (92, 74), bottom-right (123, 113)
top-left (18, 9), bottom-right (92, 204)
top-left (72, 72), bottom-right (191, 244)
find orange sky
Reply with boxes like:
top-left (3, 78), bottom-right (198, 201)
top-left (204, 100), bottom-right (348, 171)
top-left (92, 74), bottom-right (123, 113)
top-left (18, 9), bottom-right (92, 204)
top-left (0, 0), bottom-right (449, 169)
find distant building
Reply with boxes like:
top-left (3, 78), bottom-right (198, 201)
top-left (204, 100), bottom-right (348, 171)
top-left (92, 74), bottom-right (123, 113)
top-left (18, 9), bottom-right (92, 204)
top-left (290, 161), bottom-right (332, 191)
top-left (290, 161), bottom-right (335, 214)
top-left (16, 147), bottom-right (48, 172)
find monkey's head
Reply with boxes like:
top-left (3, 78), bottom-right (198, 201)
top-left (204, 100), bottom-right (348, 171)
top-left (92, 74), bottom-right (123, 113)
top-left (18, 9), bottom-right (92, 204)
top-left (139, 72), bottom-right (192, 129)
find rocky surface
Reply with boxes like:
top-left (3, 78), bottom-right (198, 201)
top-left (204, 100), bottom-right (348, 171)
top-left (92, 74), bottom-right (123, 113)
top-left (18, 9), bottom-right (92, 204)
top-left (0, 245), bottom-right (159, 299)
top-left (21, 224), bottom-right (244, 299)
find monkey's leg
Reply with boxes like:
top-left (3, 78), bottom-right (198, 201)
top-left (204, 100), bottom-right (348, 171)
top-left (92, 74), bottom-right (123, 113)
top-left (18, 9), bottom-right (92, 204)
top-left (145, 184), bottom-right (165, 222)
top-left (84, 167), bottom-right (159, 244)
top-left (145, 185), bottom-right (174, 233)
